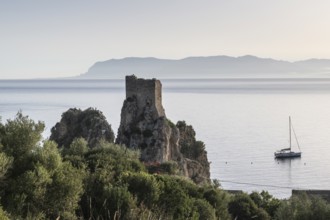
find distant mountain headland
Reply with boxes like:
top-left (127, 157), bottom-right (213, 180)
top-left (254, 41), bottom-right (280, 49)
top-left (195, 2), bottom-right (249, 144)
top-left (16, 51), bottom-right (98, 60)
top-left (79, 55), bottom-right (330, 79)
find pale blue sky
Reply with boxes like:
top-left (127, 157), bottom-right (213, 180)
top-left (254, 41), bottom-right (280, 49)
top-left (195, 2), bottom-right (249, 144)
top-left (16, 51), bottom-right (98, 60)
top-left (1, 0), bottom-right (330, 79)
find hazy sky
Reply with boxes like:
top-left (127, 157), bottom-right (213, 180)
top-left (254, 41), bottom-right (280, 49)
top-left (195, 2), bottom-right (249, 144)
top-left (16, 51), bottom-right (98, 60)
top-left (1, 0), bottom-right (330, 79)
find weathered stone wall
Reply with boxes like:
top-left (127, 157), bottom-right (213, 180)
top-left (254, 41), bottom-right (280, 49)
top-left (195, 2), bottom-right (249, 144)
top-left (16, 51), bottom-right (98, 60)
top-left (126, 75), bottom-right (165, 119)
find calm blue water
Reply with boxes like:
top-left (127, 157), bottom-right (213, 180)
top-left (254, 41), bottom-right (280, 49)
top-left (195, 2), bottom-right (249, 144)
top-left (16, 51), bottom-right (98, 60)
top-left (1, 78), bottom-right (330, 198)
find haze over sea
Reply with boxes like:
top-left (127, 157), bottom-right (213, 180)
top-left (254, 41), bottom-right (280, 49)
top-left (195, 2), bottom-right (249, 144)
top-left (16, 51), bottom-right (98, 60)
top-left (1, 78), bottom-right (330, 198)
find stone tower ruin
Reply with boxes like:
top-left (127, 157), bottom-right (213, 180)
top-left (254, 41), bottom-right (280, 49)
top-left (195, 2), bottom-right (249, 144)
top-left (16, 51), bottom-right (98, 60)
top-left (125, 75), bottom-right (165, 120)
top-left (116, 75), bottom-right (210, 184)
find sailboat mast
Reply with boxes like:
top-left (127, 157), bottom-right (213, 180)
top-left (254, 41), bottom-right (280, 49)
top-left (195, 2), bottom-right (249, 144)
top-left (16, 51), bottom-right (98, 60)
top-left (289, 116), bottom-right (292, 151)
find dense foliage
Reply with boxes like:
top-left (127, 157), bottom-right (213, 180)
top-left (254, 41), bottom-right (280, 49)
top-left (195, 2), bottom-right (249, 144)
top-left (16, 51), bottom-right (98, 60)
top-left (0, 113), bottom-right (330, 219)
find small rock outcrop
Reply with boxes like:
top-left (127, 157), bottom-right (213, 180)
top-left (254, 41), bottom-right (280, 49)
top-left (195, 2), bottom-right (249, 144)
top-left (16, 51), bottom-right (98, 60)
top-left (116, 75), bottom-right (210, 184)
top-left (50, 108), bottom-right (115, 148)
top-left (176, 121), bottom-right (210, 184)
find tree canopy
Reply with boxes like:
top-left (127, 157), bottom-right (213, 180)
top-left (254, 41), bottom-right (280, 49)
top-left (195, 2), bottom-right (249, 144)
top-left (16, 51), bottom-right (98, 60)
top-left (0, 112), bottom-right (329, 219)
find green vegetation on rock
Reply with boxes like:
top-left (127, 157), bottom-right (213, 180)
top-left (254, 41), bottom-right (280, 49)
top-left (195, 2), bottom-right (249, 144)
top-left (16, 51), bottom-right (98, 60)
top-left (50, 108), bottom-right (115, 148)
top-left (1, 112), bottom-right (330, 219)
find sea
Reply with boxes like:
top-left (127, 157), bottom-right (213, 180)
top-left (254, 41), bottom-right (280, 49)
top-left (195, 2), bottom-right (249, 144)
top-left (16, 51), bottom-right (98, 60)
top-left (1, 78), bottom-right (330, 198)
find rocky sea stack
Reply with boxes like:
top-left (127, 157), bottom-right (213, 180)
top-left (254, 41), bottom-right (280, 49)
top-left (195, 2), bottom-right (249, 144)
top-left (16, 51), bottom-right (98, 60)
top-left (50, 108), bottom-right (115, 148)
top-left (116, 75), bottom-right (210, 184)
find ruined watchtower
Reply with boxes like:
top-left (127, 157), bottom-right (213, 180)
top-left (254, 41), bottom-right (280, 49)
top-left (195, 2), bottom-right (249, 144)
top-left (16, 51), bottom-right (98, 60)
top-left (117, 75), bottom-right (210, 184)
top-left (126, 75), bottom-right (165, 120)
top-left (117, 75), bottom-right (169, 162)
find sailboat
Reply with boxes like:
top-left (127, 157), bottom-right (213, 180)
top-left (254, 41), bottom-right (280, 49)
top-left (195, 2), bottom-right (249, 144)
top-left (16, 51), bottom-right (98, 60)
top-left (274, 116), bottom-right (302, 159)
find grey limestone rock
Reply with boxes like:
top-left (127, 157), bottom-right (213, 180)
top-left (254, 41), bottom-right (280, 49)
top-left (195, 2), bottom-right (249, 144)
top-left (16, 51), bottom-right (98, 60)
top-left (116, 75), bottom-right (210, 184)
top-left (50, 108), bottom-right (115, 148)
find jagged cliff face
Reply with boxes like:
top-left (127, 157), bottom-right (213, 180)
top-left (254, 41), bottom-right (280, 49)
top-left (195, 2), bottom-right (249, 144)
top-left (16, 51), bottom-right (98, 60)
top-left (116, 75), bottom-right (210, 184)
top-left (116, 95), bottom-right (182, 163)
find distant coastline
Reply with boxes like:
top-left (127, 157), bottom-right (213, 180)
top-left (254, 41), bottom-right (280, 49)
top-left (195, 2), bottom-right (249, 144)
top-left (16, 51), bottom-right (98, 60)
top-left (2, 55), bottom-right (330, 80)
top-left (79, 55), bottom-right (330, 79)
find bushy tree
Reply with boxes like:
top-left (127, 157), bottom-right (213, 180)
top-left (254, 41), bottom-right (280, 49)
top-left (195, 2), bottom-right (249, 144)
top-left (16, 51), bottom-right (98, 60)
top-left (62, 137), bottom-right (89, 169)
top-left (0, 113), bottom-right (84, 219)
top-left (250, 191), bottom-right (282, 218)
top-left (63, 137), bottom-right (89, 156)
top-left (275, 193), bottom-right (330, 220)
top-left (4, 141), bottom-right (84, 219)
top-left (0, 112), bottom-right (44, 176)
top-left (228, 193), bottom-right (270, 220)
top-left (123, 172), bottom-right (162, 208)
top-left (45, 161), bottom-right (85, 219)
top-left (33, 141), bottom-right (62, 172)
top-left (193, 198), bottom-right (216, 220)
top-left (155, 175), bottom-right (198, 219)
top-left (0, 152), bottom-right (12, 180)
top-left (102, 185), bottom-right (136, 220)
top-left (0, 112), bottom-right (46, 217)
top-left (203, 187), bottom-right (231, 220)
top-left (80, 142), bottom-right (144, 219)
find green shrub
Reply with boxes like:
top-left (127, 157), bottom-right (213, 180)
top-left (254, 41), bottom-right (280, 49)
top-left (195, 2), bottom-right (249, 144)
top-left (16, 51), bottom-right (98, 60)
top-left (275, 193), bottom-right (330, 220)
top-left (155, 175), bottom-right (197, 219)
top-left (181, 140), bottom-right (206, 159)
top-left (203, 188), bottom-right (231, 219)
top-left (193, 198), bottom-right (216, 220)
top-left (102, 185), bottom-right (136, 220)
top-left (123, 172), bottom-right (162, 208)
top-left (228, 193), bottom-right (270, 220)
top-left (250, 191), bottom-right (281, 218)
top-left (0, 153), bottom-right (12, 179)
top-left (160, 161), bottom-right (179, 175)
top-left (0, 112), bottom-right (44, 176)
